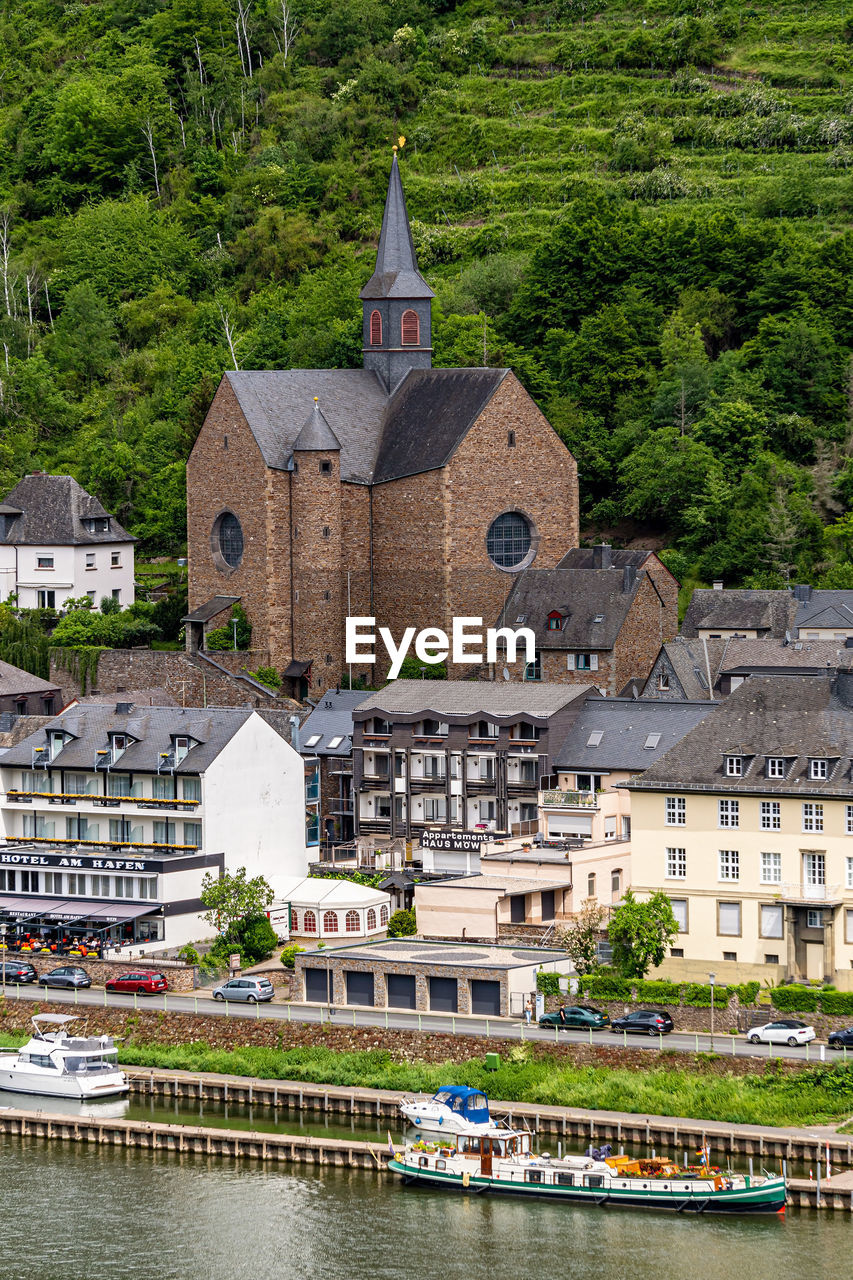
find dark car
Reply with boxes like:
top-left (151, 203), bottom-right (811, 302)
top-left (539, 1005), bottom-right (610, 1031)
top-left (39, 966), bottom-right (91, 989)
top-left (610, 1009), bottom-right (674, 1037)
top-left (105, 971), bottom-right (169, 996)
top-left (828, 1026), bottom-right (853, 1049)
top-left (1, 961), bottom-right (38, 984)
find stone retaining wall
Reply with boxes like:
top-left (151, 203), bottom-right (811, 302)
top-left (3, 949), bottom-right (198, 991)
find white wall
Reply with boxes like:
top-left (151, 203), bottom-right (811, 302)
top-left (0, 541), bottom-right (135, 608)
top-left (72, 542), bottom-right (135, 608)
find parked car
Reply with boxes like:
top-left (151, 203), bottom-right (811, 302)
top-left (610, 1009), bottom-right (674, 1037)
top-left (105, 971), bottom-right (169, 996)
top-left (39, 966), bottom-right (91, 989)
top-left (212, 976), bottom-right (275, 1003)
top-left (828, 1027), bottom-right (853, 1049)
top-left (539, 1005), bottom-right (610, 1031)
top-left (0, 962), bottom-right (38, 984)
top-left (746, 1019), bottom-right (815, 1047)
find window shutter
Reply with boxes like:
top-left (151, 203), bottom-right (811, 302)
top-left (566, 654), bottom-right (576, 670)
top-left (369, 310), bottom-right (382, 345)
top-left (590, 654), bottom-right (599, 671)
top-left (401, 309), bottom-right (420, 345)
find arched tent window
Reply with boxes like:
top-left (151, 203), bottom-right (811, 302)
top-left (370, 310), bottom-right (382, 345)
top-left (303, 910), bottom-right (317, 934)
top-left (380, 904), bottom-right (389, 926)
top-left (345, 910), bottom-right (360, 933)
top-left (323, 910), bottom-right (339, 934)
top-left (289, 910), bottom-right (299, 932)
top-left (366, 908), bottom-right (377, 931)
top-left (401, 310), bottom-right (420, 345)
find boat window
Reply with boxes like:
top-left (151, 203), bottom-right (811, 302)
top-left (436, 1159), bottom-right (446, 1171)
top-left (557, 1173), bottom-right (575, 1187)
top-left (526, 1170), bottom-right (543, 1184)
top-left (584, 1175), bottom-right (605, 1188)
top-left (28, 1054), bottom-right (57, 1068)
top-left (418, 1157), bottom-right (429, 1168)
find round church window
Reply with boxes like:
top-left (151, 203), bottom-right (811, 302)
top-left (486, 511), bottom-right (533, 569)
top-left (214, 512), bottom-right (244, 568)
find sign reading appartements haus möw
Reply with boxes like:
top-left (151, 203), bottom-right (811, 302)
top-left (419, 830), bottom-right (488, 853)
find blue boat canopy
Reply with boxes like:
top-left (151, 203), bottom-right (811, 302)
top-left (432, 1087), bottom-right (490, 1123)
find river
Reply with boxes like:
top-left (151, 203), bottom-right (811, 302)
top-left (1, 1136), bottom-right (849, 1280)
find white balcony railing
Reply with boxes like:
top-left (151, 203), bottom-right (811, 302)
top-left (777, 881), bottom-right (844, 901)
top-left (539, 789), bottom-right (598, 809)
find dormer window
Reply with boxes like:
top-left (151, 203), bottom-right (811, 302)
top-left (110, 734), bottom-right (128, 764)
top-left (766, 757), bottom-right (785, 779)
top-left (810, 758), bottom-right (828, 780)
top-left (725, 755), bottom-right (743, 777)
top-left (83, 517), bottom-right (110, 534)
top-left (49, 731), bottom-right (66, 761)
top-left (546, 611), bottom-right (563, 631)
top-left (173, 736), bottom-right (191, 764)
top-left (420, 718), bottom-right (448, 737)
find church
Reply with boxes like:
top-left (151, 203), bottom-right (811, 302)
top-left (186, 154), bottom-right (579, 696)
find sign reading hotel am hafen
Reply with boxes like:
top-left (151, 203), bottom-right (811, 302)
top-left (1, 850), bottom-right (158, 872)
top-left (420, 830), bottom-right (488, 853)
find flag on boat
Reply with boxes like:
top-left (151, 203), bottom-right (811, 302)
top-left (388, 1131), bottom-right (395, 1157)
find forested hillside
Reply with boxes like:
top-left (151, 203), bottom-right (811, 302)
top-left (3, 0), bottom-right (853, 589)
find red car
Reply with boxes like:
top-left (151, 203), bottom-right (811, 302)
top-left (105, 970), bottom-right (169, 995)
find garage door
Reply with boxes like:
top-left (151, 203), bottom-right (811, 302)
top-left (470, 979), bottom-right (501, 1017)
top-left (345, 970), bottom-right (375, 1006)
top-left (429, 976), bottom-right (458, 1013)
top-left (304, 967), bottom-right (331, 1002)
top-left (387, 974), bottom-right (416, 1009)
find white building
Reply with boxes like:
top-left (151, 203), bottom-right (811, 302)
top-left (0, 703), bottom-right (309, 951)
top-left (0, 474), bottom-right (136, 609)
top-left (268, 874), bottom-right (390, 942)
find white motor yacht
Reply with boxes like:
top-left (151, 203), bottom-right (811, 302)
top-left (400, 1087), bottom-right (495, 1135)
top-left (0, 1014), bottom-right (129, 1100)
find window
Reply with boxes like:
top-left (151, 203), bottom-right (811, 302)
top-left (546, 613), bottom-right (563, 631)
top-left (86, 553), bottom-right (96, 569)
top-left (110, 736), bottom-right (128, 765)
top-left (37, 590), bottom-right (55, 608)
top-left (91, 874), bottom-right (110, 896)
top-left (366, 908), bottom-right (376, 931)
top-left (139, 877), bottom-right (157, 899)
top-left (153, 820), bottom-right (176, 845)
top-left (718, 798), bottom-right (739, 828)
top-left (507, 430), bottom-right (516, 447)
top-left (303, 910), bottom-right (317, 934)
top-left (523, 655), bottom-right (541, 682)
top-left (20, 869), bottom-right (38, 893)
top-left (66, 816), bottom-right (97, 842)
top-left (43, 871), bottom-right (62, 894)
top-left (723, 951), bottom-right (737, 962)
top-left (725, 756), bottom-right (742, 777)
top-left (323, 911), bottom-right (339, 934)
top-left (670, 899), bottom-right (688, 933)
top-left (473, 720), bottom-right (499, 739)
top-left (802, 802), bottom-right (824, 833)
top-left (86, 591), bottom-right (95, 603)
top-left (766, 757), bottom-right (785, 778)
top-left (369, 310), bottom-right (382, 345)
top-left (345, 910), bottom-right (360, 934)
top-left (760, 904), bottom-right (783, 939)
top-left (0, 869), bottom-right (16, 892)
top-left (847, 856), bottom-right (853, 890)
top-left (666, 848), bottom-right (686, 879)
top-left (111, 588), bottom-right (121, 603)
top-left (173, 736), bottom-right (191, 763)
top-left (807, 909), bottom-right (823, 929)
top-left (320, 460), bottom-right (332, 475)
top-left (718, 901), bottom-right (741, 936)
top-left (809, 759), bottom-right (828, 780)
top-left (114, 875), bottom-right (135, 898)
top-left (423, 797), bottom-right (446, 822)
top-left (401, 309), bottom-right (420, 345)
top-left (611, 870), bottom-right (621, 897)
top-left (182, 776), bottom-right (201, 803)
top-left (847, 908), bottom-right (853, 944)
top-left (214, 511), bottom-right (243, 568)
top-left (760, 851), bottom-right (782, 884)
top-left (665, 797), bottom-right (685, 826)
top-left (656, 672), bottom-right (670, 691)
top-left (111, 551), bottom-right (121, 568)
top-left (36, 555), bottom-right (54, 570)
top-left (67, 873), bottom-right (86, 895)
top-left (486, 511), bottom-right (532, 569)
top-left (718, 849), bottom-right (739, 881)
top-left (587, 873), bottom-right (596, 898)
top-left (84, 517), bottom-right (110, 534)
top-left (184, 822), bottom-right (201, 847)
top-left (152, 775), bottom-right (172, 800)
top-left (760, 801), bottom-right (781, 831)
top-left (644, 733), bottom-right (661, 750)
top-left (570, 652), bottom-right (598, 671)
top-left (765, 954), bottom-right (779, 965)
top-left (576, 774), bottom-right (602, 793)
top-left (380, 904), bottom-right (389, 926)
top-left (803, 852), bottom-right (825, 888)
top-left (586, 731), bottom-right (603, 748)
top-left (670, 947), bottom-right (684, 958)
top-left (847, 805), bottom-right (853, 835)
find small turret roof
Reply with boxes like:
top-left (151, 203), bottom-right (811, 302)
top-left (291, 399), bottom-right (341, 453)
top-left (360, 154), bottom-right (435, 301)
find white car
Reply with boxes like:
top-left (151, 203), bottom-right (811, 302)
top-left (747, 1019), bottom-right (816, 1047)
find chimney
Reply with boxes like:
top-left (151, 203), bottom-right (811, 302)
top-left (114, 702), bottom-right (133, 715)
top-left (289, 713), bottom-right (301, 752)
top-left (622, 565), bottom-right (637, 592)
top-left (793, 583), bottom-right (813, 602)
top-left (592, 543), bottom-right (612, 571)
top-left (713, 581), bottom-right (724, 591)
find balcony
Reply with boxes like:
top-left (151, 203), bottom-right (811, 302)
top-left (539, 788), bottom-right (598, 809)
top-left (4, 835), bottom-right (200, 854)
top-left (328, 759), bottom-right (353, 776)
top-left (507, 776), bottom-right (539, 791)
top-left (410, 773), bottom-right (447, 790)
top-left (357, 817), bottom-right (392, 834)
top-left (6, 790), bottom-right (200, 812)
top-left (778, 881), bottom-right (844, 903)
top-left (331, 797), bottom-right (354, 815)
top-left (466, 774), bottom-right (497, 789)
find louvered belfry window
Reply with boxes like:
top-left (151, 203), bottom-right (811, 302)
top-left (401, 309), bottom-right (420, 345)
top-left (369, 310), bottom-right (382, 345)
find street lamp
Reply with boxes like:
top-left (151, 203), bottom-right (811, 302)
top-left (709, 972), bottom-right (716, 1047)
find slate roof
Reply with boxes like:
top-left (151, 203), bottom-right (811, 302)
top-left (291, 400), bottom-right (341, 454)
top-left (795, 590), bottom-right (853, 633)
top-left (182, 595), bottom-right (240, 624)
top-left (720, 636), bottom-right (853, 673)
top-left (627, 674), bottom-right (853, 796)
top-left (298, 688), bottom-right (365, 756)
top-left (553, 697), bottom-right (717, 772)
top-left (681, 589), bottom-right (796, 638)
top-left (0, 659), bottom-right (60, 698)
top-left (353, 680), bottom-right (592, 720)
top-left (499, 568), bottom-right (645, 650)
top-left (359, 155), bottom-right (434, 302)
top-left (557, 547), bottom-right (660, 572)
top-left (0, 705), bottom-right (260, 774)
top-left (0, 475), bottom-right (134, 546)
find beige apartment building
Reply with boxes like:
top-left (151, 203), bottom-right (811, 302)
top-left (627, 674), bottom-right (853, 989)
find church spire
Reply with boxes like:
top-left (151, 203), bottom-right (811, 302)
top-left (361, 151), bottom-right (434, 392)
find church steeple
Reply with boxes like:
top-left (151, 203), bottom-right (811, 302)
top-left (360, 151), bottom-right (434, 392)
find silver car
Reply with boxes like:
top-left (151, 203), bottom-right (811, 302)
top-left (212, 976), bottom-right (275, 1003)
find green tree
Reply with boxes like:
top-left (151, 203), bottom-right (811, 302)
top-left (48, 284), bottom-right (117, 387)
top-left (557, 898), bottom-right (606, 976)
top-left (608, 889), bottom-right (678, 980)
top-left (199, 868), bottom-right (274, 934)
top-left (386, 908), bottom-right (417, 937)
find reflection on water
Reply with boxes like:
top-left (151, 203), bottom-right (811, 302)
top-left (0, 1137), bottom-right (847, 1280)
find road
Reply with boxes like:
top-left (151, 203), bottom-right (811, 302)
top-left (1, 981), bottom-right (845, 1066)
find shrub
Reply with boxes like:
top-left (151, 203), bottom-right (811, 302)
top-left (818, 990), bottom-right (853, 1016)
top-left (579, 974), bottom-right (632, 1000)
top-left (635, 979), bottom-right (681, 1004)
top-left (771, 985), bottom-right (819, 1012)
top-left (536, 971), bottom-right (561, 996)
top-left (681, 983), bottom-right (715, 1007)
top-left (280, 944), bottom-right (305, 970)
top-left (248, 666), bottom-right (281, 689)
top-left (386, 908), bottom-right (417, 937)
top-left (731, 981), bottom-right (761, 1006)
top-left (177, 945), bottom-right (200, 965)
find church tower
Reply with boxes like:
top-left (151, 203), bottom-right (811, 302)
top-left (360, 152), bottom-right (435, 392)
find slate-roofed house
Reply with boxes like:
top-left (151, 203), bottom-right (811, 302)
top-left (0, 659), bottom-right (62, 717)
top-left (497, 559), bottom-right (676, 694)
top-left (297, 687), bottom-right (365, 847)
top-left (642, 635), bottom-right (853, 701)
top-left (793, 585), bottom-right (853, 640)
top-left (681, 588), bottom-right (796, 640)
top-left (187, 155), bottom-right (579, 696)
top-left (0, 474), bottom-right (135, 611)
top-left (0, 702), bottom-right (309, 952)
top-left (626, 674), bottom-right (853, 988)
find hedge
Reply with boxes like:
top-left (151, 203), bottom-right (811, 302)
top-left (537, 972), bottom-right (561, 996)
top-left (635, 980), bottom-right (682, 1004)
top-left (769, 986), bottom-right (853, 1016)
top-left (578, 975), bottom-right (633, 1000)
top-left (817, 990), bottom-right (853, 1016)
top-left (575, 976), bottom-right (763, 1008)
